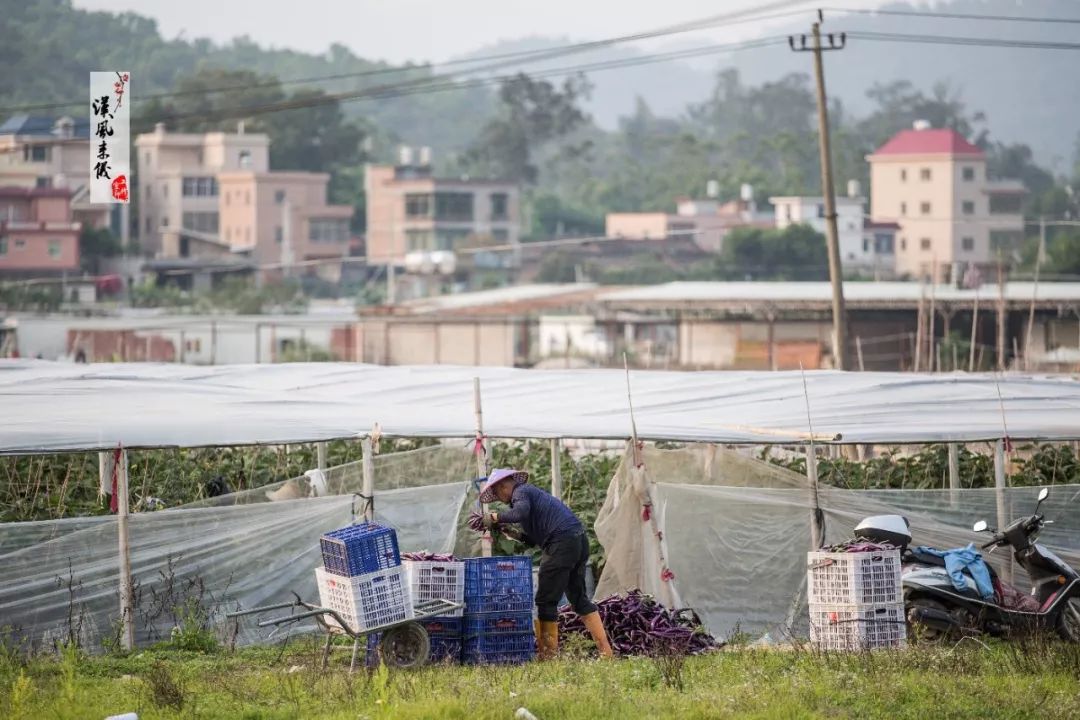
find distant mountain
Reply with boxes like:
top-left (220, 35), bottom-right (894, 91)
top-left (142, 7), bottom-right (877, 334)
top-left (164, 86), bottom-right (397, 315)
top-left (452, 0), bottom-right (1080, 167)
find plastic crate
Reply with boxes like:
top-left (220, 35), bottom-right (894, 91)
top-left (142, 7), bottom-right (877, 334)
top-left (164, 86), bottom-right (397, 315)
top-left (807, 549), bottom-right (902, 605)
top-left (464, 556), bottom-right (534, 614)
top-left (462, 631), bottom-right (536, 665)
top-left (420, 616), bottom-right (463, 636)
top-left (366, 632), bottom-right (462, 666)
top-left (463, 612), bottom-right (534, 637)
top-left (404, 560), bottom-right (465, 616)
top-left (320, 523), bottom-right (401, 577)
top-left (808, 602), bottom-right (907, 651)
top-left (315, 565), bottom-right (412, 633)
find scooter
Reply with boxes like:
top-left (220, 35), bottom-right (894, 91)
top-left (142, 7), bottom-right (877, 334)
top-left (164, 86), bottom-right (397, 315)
top-left (900, 487), bottom-right (1080, 642)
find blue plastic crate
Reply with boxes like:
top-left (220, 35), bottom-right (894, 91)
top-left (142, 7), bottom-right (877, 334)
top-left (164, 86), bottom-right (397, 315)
top-left (462, 631), bottom-right (536, 665)
top-left (320, 523), bottom-right (400, 576)
top-left (420, 616), bottom-right (463, 636)
top-left (464, 556), bottom-right (533, 613)
top-left (463, 612), bottom-right (533, 637)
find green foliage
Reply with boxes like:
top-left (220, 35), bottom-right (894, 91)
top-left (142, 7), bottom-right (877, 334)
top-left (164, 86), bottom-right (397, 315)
top-left (128, 277), bottom-right (307, 314)
top-left (534, 251), bottom-right (580, 283)
top-left (78, 226), bottom-right (123, 275)
top-left (0, 284), bottom-right (63, 313)
top-left (527, 192), bottom-right (604, 240)
top-left (717, 224), bottom-right (829, 280)
top-left (277, 340), bottom-right (335, 363)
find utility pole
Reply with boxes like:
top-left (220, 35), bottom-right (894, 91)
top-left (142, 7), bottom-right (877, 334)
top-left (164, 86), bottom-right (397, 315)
top-left (791, 14), bottom-right (848, 369)
top-left (1023, 217), bottom-right (1045, 371)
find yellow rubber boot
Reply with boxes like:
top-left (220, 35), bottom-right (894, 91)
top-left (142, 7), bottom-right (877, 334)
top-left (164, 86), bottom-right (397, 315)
top-left (538, 620), bottom-right (559, 660)
top-left (580, 611), bottom-right (614, 658)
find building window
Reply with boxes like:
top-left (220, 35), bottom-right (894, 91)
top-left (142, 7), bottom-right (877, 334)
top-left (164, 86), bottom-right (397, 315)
top-left (24, 145), bottom-right (48, 162)
top-left (920, 168), bottom-right (932, 181)
top-left (405, 229), bottom-right (433, 251)
top-left (874, 234), bottom-right (894, 254)
top-left (920, 237), bottom-right (931, 251)
top-left (962, 236), bottom-right (975, 251)
top-left (275, 190), bottom-right (286, 205)
top-left (35, 177), bottom-right (52, 189)
top-left (435, 192), bottom-right (474, 221)
top-left (962, 200), bottom-right (975, 215)
top-left (920, 202), bottom-right (931, 215)
top-left (48, 240), bottom-right (61, 258)
top-left (900, 202), bottom-right (907, 216)
top-left (816, 204), bottom-right (825, 219)
top-left (275, 226), bottom-right (283, 244)
top-left (405, 193), bottom-right (432, 218)
top-left (182, 212), bottom-right (219, 234)
top-left (900, 168), bottom-right (907, 182)
top-left (963, 167), bottom-right (975, 181)
top-left (900, 238), bottom-right (907, 251)
top-left (239, 150), bottom-right (252, 169)
top-left (490, 193), bottom-right (509, 220)
top-left (989, 194), bottom-right (1023, 215)
top-left (492, 228), bottom-right (509, 244)
top-left (435, 228), bottom-right (471, 250)
top-left (0, 238), bottom-right (7, 255)
top-left (14, 239), bottom-right (26, 250)
top-left (784, 204), bottom-right (792, 221)
top-left (162, 216), bottom-right (169, 228)
top-left (309, 218), bottom-right (349, 243)
top-left (862, 238), bottom-right (870, 253)
top-left (182, 177), bottom-right (218, 197)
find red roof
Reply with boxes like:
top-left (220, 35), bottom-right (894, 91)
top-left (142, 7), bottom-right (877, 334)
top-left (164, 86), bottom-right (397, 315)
top-left (872, 129), bottom-right (983, 157)
top-left (0, 185), bottom-right (73, 199)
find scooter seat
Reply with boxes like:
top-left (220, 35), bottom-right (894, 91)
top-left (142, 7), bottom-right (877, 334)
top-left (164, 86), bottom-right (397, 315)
top-left (905, 547), bottom-right (1000, 579)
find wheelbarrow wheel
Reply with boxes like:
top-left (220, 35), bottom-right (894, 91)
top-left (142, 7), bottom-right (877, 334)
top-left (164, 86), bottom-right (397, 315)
top-left (378, 622), bottom-right (430, 668)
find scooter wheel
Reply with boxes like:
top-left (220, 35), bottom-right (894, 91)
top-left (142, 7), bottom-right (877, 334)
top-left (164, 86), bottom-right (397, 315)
top-left (906, 597), bottom-right (955, 644)
top-left (1058, 598), bottom-right (1080, 643)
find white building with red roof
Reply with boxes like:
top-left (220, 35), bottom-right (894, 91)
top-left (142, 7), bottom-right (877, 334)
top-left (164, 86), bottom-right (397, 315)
top-left (867, 121), bottom-right (1026, 281)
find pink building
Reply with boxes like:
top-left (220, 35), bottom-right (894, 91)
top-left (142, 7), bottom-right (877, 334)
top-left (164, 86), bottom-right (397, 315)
top-left (606, 198), bottom-right (773, 253)
top-left (0, 186), bottom-right (81, 276)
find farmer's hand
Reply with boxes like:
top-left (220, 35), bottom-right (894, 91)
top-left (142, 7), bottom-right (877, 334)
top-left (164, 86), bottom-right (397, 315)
top-left (482, 512), bottom-right (498, 531)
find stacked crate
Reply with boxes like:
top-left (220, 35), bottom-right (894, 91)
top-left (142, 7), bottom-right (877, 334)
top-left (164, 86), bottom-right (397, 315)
top-left (316, 523), bottom-right (412, 634)
top-left (403, 559), bottom-right (466, 663)
top-left (462, 556), bottom-right (536, 664)
top-left (367, 616), bottom-right (464, 666)
top-left (807, 548), bottom-right (906, 651)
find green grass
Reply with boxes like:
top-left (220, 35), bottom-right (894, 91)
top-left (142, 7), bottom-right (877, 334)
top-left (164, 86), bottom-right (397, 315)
top-left (3, 640), bottom-right (1079, 720)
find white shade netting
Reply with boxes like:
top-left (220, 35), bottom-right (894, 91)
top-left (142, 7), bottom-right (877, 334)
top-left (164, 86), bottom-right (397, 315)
top-left (0, 446), bottom-right (470, 651)
top-left (595, 444), bottom-right (1080, 640)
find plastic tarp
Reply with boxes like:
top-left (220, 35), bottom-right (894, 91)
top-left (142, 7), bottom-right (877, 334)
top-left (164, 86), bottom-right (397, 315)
top-left (0, 447), bottom-right (469, 651)
top-left (594, 444), bottom-right (1080, 639)
top-left (4, 361), bottom-right (1080, 454)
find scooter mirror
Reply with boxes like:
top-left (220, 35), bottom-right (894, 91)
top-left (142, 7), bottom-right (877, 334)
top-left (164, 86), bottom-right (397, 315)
top-left (1038, 487), bottom-right (1049, 502)
top-left (973, 520), bottom-right (989, 533)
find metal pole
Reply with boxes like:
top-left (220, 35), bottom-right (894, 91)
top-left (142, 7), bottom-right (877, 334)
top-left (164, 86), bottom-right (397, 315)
top-left (550, 438), bottom-right (563, 502)
top-left (808, 22), bottom-right (847, 370)
top-left (948, 443), bottom-right (960, 508)
top-left (969, 291), bottom-right (979, 372)
top-left (474, 378), bottom-right (492, 557)
top-left (1024, 217), bottom-right (1044, 371)
top-left (994, 439), bottom-right (1012, 585)
top-left (116, 449), bottom-right (135, 650)
top-left (361, 437), bottom-right (374, 523)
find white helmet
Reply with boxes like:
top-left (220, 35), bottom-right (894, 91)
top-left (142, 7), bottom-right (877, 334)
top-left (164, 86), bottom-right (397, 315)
top-left (854, 515), bottom-right (912, 548)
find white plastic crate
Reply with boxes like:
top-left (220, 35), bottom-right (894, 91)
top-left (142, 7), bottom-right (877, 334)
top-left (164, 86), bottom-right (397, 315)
top-left (807, 549), bottom-right (902, 605)
top-left (808, 602), bottom-right (907, 651)
top-left (404, 560), bottom-right (465, 617)
top-left (316, 565), bottom-right (413, 633)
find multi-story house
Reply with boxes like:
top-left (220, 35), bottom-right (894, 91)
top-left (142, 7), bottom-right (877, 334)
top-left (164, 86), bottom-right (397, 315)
top-left (0, 186), bottom-right (81, 276)
top-left (364, 149), bottom-right (520, 267)
top-left (770, 191), bottom-right (868, 268)
top-left (0, 114), bottom-right (110, 231)
top-left (868, 121), bottom-right (1026, 281)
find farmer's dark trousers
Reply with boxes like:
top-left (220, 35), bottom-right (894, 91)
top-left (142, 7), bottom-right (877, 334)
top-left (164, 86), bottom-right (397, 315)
top-left (535, 531), bottom-right (596, 621)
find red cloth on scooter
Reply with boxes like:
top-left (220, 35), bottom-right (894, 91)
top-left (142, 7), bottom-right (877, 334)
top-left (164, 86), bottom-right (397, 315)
top-left (993, 577), bottom-right (1040, 613)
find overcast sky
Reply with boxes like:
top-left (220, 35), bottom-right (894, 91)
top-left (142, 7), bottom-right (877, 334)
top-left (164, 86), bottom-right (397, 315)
top-left (73, 0), bottom-right (879, 64)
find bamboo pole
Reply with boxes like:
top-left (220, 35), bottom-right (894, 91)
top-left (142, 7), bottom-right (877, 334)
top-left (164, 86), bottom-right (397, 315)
top-left (969, 291), bottom-right (979, 372)
top-left (115, 449), bottom-right (134, 651)
top-left (361, 437), bottom-right (374, 523)
top-left (475, 378), bottom-right (492, 557)
top-left (855, 336), bottom-right (865, 371)
top-left (550, 439), bottom-right (563, 502)
top-left (948, 443), bottom-right (960, 508)
top-left (994, 439), bottom-right (1013, 585)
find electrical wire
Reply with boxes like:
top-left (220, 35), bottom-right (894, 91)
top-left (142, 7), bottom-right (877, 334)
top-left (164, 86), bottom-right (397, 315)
top-left (849, 30), bottom-right (1080, 52)
top-left (0, 0), bottom-right (814, 115)
top-left (824, 5), bottom-right (1080, 26)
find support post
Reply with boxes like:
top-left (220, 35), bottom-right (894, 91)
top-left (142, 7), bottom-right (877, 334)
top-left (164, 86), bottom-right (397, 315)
top-left (474, 378), bottom-right (492, 557)
top-left (915, 284), bottom-right (925, 372)
top-left (317, 442), bottom-right (328, 472)
top-left (766, 312), bottom-right (777, 371)
top-left (807, 444), bottom-right (822, 548)
top-left (361, 437), bottom-right (374, 523)
top-left (928, 263), bottom-right (937, 371)
top-left (855, 336), bottom-right (865, 371)
top-left (1024, 218), bottom-right (1044, 371)
top-left (255, 323), bottom-right (262, 364)
top-left (997, 262), bottom-right (1007, 371)
top-left (210, 320), bottom-right (218, 366)
top-left (948, 443), bottom-right (960, 508)
top-left (550, 438), bottom-right (563, 502)
top-left (969, 292), bottom-right (979, 372)
top-left (179, 329), bottom-right (186, 364)
top-left (994, 439), bottom-right (1012, 584)
top-left (115, 449), bottom-right (135, 651)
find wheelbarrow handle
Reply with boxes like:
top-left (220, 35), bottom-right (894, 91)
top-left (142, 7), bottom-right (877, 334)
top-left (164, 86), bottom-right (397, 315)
top-left (226, 600), bottom-right (298, 619)
top-left (257, 607), bottom-right (355, 633)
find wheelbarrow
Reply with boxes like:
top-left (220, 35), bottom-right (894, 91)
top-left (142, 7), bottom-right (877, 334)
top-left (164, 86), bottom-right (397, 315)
top-left (227, 594), bottom-right (462, 671)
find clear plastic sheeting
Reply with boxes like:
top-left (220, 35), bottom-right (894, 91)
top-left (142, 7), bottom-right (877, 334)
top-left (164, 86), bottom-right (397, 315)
top-left (0, 477), bottom-right (467, 652)
top-left (595, 443), bottom-right (1080, 640)
top-left (6, 361), bottom-right (1080, 453)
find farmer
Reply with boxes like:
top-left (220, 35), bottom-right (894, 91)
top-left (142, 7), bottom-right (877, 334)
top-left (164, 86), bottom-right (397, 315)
top-left (480, 468), bottom-right (614, 659)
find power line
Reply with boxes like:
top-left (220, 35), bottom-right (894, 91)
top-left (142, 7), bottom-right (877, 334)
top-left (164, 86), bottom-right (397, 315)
top-left (825, 6), bottom-right (1080, 26)
top-left (0, 1), bottom-right (814, 115)
top-left (849, 31), bottom-right (1080, 52)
